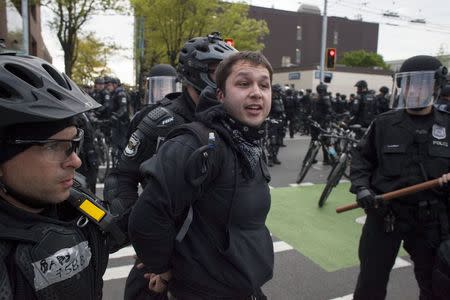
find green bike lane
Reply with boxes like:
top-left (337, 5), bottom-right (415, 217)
top-left (262, 182), bottom-right (417, 299)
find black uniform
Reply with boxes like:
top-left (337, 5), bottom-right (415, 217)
top-left (109, 86), bottom-right (130, 160)
top-left (284, 90), bottom-right (297, 138)
top-left (375, 92), bottom-right (390, 115)
top-left (0, 192), bottom-right (125, 299)
top-left (91, 89), bottom-right (111, 120)
top-left (267, 94), bottom-right (285, 164)
top-left (350, 108), bottom-right (450, 300)
top-left (104, 91), bottom-right (193, 300)
top-left (129, 100), bottom-right (274, 299)
top-left (351, 91), bottom-right (377, 127)
top-left (76, 113), bottom-right (99, 193)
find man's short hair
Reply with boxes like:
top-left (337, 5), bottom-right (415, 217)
top-left (215, 51), bottom-right (273, 94)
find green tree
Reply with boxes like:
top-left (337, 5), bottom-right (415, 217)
top-left (71, 32), bottom-right (119, 86)
top-left (131, 0), bottom-right (268, 82)
top-left (339, 50), bottom-right (389, 70)
top-left (43, 0), bottom-right (123, 77)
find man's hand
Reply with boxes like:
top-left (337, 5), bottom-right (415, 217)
top-left (438, 173), bottom-right (450, 187)
top-left (144, 270), bottom-right (172, 293)
top-left (356, 187), bottom-right (378, 209)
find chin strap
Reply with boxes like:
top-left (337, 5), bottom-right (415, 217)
top-left (0, 179), bottom-right (49, 209)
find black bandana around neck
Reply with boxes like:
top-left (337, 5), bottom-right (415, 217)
top-left (222, 116), bottom-right (265, 178)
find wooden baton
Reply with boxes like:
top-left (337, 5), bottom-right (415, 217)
top-left (336, 178), bottom-right (442, 213)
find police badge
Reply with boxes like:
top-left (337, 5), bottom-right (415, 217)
top-left (124, 133), bottom-right (141, 157)
top-left (432, 124), bottom-right (446, 140)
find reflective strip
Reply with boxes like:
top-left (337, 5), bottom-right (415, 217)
top-left (32, 241), bottom-right (92, 290)
top-left (79, 199), bottom-right (106, 222)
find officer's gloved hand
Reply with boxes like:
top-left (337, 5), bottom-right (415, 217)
top-left (356, 187), bottom-right (378, 209)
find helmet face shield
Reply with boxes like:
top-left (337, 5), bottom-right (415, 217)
top-left (146, 76), bottom-right (180, 104)
top-left (390, 71), bottom-right (437, 110)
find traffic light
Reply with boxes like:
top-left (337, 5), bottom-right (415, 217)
top-left (224, 38), bottom-right (235, 47)
top-left (326, 48), bottom-right (336, 69)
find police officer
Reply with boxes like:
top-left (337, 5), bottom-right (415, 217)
top-left (0, 53), bottom-right (128, 299)
top-left (106, 77), bottom-right (130, 165)
top-left (267, 84), bottom-right (285, 166)
top-left (351, 80), bottom-right (377, 127)
top-left (104, 32), bottom-right (237, 300)
top-left (350, 55), bottom-right (450, 300)
top-left (311, 83), bottom-right (333, 164)
top-left (129, 50), bottom-right (274, 300)
top-left (145, 64), bottom-right (179, 105)
top-left (284, 86), bottom-right (297, 138)
top-left (376, 86), bottom-right (390, 115)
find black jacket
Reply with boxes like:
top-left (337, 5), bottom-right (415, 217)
top-left (350, 108), bottom-right (450, 205)
top-left (104, 91), bottom-right (195, 215)
top-left (129, 101), bottom-right (274, 299)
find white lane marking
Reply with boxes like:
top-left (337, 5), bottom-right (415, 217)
top-left (289, 182), bottom-right (314, 187)
top-left (269, 185), bottom-right (274, 189)
top-left (339, 179), bottom-right (350, 183)
top-left (273, 241), bottom-right (293, 253)
top-left (96, 183), bottom-right (105, 189)
top-left (109, 246), bottom-right (135, 259)
top-left (393, 257), bottom-right (412, 269)
top-left (103, 265), bottom-right (134, 281)
top-left (330, 294), bottom-right (353, 300)
top-left (105, 241), bottom-right (294, 281)
top-left (355, 215), bottom-right (366, 225)
top-left (329, 258), bottom-right (411, 299)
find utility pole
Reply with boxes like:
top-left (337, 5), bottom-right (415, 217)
top-left (21, 0), bottom-right (29, 55)
top-left (319, 0), bottom-right (328, 84)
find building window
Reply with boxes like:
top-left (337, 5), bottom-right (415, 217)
top-left (295, 49), bottom-right (301, 64)
top-left (281, 56), bottom-right (291, 67)
top-left (296, 26), bottom-right (302, 40)
top-left (333, 31), bottom-right (339, 45)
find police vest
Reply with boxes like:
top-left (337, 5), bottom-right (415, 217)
top-left (0, 209), bottom-right (109, 299)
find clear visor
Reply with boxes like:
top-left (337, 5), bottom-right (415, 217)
top-left (146, 76), bottom-right (180, 104)
top-left (390, 71), bottom-right (437, 110)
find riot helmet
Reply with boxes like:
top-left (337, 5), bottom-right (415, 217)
top-left (379, 86), bottom-right (389, 95)
top-left (355, 80), bottom-right (368, 94)
top-left (391, 55), bottom-right (447, 110)
top-left (94, 77), bottom-right (105, 85)
top-left (146, 64), bottom-right (180, 104)
top-left (178, 32), bottom-right (238, 92)
top-left (0, 53), bottom-right (100, 129)
top-left (316, 83), bottom-right (327, 95)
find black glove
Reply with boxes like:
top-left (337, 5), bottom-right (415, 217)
top-left (356, 187), bottom-right (378, 209)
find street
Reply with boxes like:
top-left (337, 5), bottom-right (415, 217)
top-left (99, 135), bottom-right (419, 300)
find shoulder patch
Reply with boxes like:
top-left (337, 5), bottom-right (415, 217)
top-left (124, 132), bottom-right (141, 157)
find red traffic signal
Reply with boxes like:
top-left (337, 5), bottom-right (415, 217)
top-left (326, 48), bottom-right (336, 69)
top-left (224, 38), bottom-right (235, 47)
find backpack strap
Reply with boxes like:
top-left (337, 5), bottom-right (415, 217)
top-left (165, 122), bottom-right (219, 242)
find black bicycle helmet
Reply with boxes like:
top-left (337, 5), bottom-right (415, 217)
top-left (0, 53), bottom-right (100, 128)
top-left (178, 32), bottom-right (238, 92)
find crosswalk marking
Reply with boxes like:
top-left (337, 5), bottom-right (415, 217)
top-left (104, 240), bottom-right (294, 281)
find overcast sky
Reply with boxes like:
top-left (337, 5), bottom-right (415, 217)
top-left (41, 0), bottom-right (450, 85)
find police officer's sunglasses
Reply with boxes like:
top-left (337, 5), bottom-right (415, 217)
top-left (8, 128), bottom-right (84, 162)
